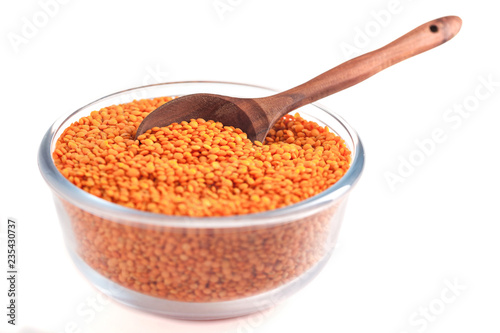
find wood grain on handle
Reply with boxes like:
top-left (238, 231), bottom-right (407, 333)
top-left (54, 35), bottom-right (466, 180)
top-left (258, 16), bottom-right (462, 123)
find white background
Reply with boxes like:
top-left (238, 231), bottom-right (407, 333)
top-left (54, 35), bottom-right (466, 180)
top-left (1, 0), bottom-right (499, 332)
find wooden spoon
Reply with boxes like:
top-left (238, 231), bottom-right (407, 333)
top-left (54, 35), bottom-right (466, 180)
top-left (135, 16), bottom-right (461, 142)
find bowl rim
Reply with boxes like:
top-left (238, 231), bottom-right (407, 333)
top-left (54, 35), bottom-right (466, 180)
top-left (38, 81), bottom-right (365, 228)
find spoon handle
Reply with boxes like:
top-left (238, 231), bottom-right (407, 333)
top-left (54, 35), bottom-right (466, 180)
top-left (258, 16), bottom-right (462, 123)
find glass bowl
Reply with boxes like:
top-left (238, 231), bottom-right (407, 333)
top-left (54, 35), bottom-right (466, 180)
top-left (38, 81), bottom-right (364, 320)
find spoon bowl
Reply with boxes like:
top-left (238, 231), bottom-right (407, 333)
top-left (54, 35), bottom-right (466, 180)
top-left (136, 93), bottom-right (266, 140)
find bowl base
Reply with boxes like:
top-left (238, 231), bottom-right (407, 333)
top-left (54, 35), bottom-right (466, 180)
top-left (68, 249), bottom-right (334, 320)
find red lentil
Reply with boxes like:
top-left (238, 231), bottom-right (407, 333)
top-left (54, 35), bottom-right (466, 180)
top-left (53, 96), bottom-right (352, 302)
top-left (54, 97), bottom-right (351, 216)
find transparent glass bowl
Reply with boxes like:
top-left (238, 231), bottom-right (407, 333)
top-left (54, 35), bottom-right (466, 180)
top-left (38, 81), bottom-right (364, 320)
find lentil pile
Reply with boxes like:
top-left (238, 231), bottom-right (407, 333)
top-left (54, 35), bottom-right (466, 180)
top-left (54, 97), bottom-right (351, 216)
top-left (53, 96), bottom-right (352, 302)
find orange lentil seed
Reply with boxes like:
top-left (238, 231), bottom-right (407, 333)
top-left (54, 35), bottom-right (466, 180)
top-left (53, 96), bottom-right (352, 302)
